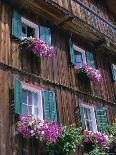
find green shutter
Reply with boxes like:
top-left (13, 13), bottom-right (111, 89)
top-left (12, 10), bottom-right (21, 39)
top-left (40, 26), bottom-right (51, 45)
top-left (111, 64), bottom-right (116, 82)
top-left (95, 107), bottom-right (109, 132)
top-left (14, 80), bottom-right (22, 114)
top-left (86, 51), bottom-right (95, 67)
top-left (80, 106), bottom-right (85, 129)
top-left (43, 91), bottom-right (57, 121)
top-left (69, 38), bottom-right (75, 64)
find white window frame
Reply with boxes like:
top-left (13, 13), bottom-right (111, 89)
top-left (21, 17), bottom-right (39, 38)
top-left (112, 64), bottom-right (116, 71)
top-left (22, 83), bottom-right (43, 120)
top-left (81, 103), bottom-right (97, 132)
top-left (73, 44), bottom-right (87, 65)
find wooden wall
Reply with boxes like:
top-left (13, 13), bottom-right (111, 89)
top-left (0, 1), bottom-right (116, 155)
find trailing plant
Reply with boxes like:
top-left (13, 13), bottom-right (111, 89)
top-left (74, 64), bottom-right (102, 83)
top-left (16, 115), bottom-right (116, 155)
top-left (17, 116), bottom-right (83, 155)
top-left (110, 123), bottom-right (116, 137)
top-left (20, 37), bottom-right (55, 58)
top-left (83, 130), bottom-right (113, 155)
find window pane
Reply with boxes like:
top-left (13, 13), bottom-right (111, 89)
top-left (34, 107), bottom-right (39, 117)
top-left (28, 91), bottom-right (32, 106)
top-left (33, 93), bottom-right (38, 106)
top-left (84, 108), bottom-right (93, 131)
top-left (27, 26), bottom-right (35, 38)
top-left (86, 120), bottom-right (93, 131)
top-left (75, 53), bottom-right (83, 68)
top-left (28, 105), bottom-right (32, 115)
top-left (75, 54), bottom-right (82, 63)
top-left (22, 104), bottom-right (28, 116)
top-left (22, 89), bottom-right (27, 105)
top-left (46, 28), bottom-right (51, 45)
top-left (22, 24), bottom-right (27, 38)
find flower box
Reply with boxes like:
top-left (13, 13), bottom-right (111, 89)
top-left (20, 37), bottom-right (55, 58)
top-left (74, 64), bottom-right (102, 83)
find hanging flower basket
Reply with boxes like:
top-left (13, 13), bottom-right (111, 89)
top-left (74, 64), bottom-right (102, 83)
top-left (20, 37), bottom-right (55, 58)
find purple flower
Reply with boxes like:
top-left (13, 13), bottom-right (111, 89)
top-left (27, 38), bottom-right (55, 58)
top-left (74, 64), bottom-right (102, 83)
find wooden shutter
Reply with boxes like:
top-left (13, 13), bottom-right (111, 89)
top-left (42, 91), bottom-right (57, 121)
top-left (79, 105), bottom-right (85, 129)
top-left (95, 107), bottom-right (109, 132)
top-left (40, 26), bottom-right (51, 45)
top-left (111, 64), bottom-right (116, 82)
top-left (12, 10), bottom-right (21, 39)
top-left (14, 80), bottom-right (22, 114)
top-left (86, 51), bottom-right (95, 67)
top-left (69, 38), bottom-right (75, 64)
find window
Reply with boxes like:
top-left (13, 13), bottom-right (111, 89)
top-left (14, 80), bottom-right (57, 121)
top-left (80, 103), bottom-right (97, 132)
top-left (21, 83), bottom-right (43, 120)
top-left (111, 64), bottom-right (116, 82)
top-left (21, 17), bottom-right (39, 38)
top-left (73, 45), bottom-right (86, 68)
top-left (69, 39), bottom-right (95, 68)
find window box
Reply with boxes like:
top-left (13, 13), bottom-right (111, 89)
top-left (20, 37), bottom-right (55, 58)
top-left (74, 64), bottom-right (102, 83)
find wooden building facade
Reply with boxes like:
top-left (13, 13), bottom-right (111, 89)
top-left (0, 0), bottom-right (116, 154)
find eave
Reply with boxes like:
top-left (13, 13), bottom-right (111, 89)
top-left (5, 0), bottom-right (116, 55)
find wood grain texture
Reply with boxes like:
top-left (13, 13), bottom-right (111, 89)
top-left (0, 1), bottom-right (116, 155)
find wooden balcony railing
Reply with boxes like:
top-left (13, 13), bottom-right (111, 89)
top-left (51, 0), bottom-right (116, 42)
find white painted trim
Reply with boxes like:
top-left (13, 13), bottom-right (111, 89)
top-left (73, 44), bottom-right (87, 64)
top-left (22, 83), bottom-right (43, 120)
top-left (21, 17), bottom-right (39, 38)
top-left (81, 103), bottom-right (97, 132)
top-left (112, 64), bottom-right (116, 70)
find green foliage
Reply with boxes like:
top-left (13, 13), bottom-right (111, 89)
top-left (60, 125), bottom-right (83, 154)
top-left (89, 147), bottom-right (106, 155)
top-left (110, 123), bottom-right (116, 137)
top-left (46, 124), bottom-right (83, 155)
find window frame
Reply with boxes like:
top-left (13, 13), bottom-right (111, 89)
top-left (112, 64), bottom-right (116, 80)
top-left (73, 45), bottom-right (87, 66)
top-left (81, 103), bottom-right (98, 132)
top-left (22, 83), bottom-right (43, 120)
top-left (21, 17), bottom-right (39, 39)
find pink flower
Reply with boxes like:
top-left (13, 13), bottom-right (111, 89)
top-left (74, 64), bottom-right (102, 83)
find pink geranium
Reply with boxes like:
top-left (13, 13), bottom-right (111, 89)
top-left (74, 64), bottom-right (102, 83)
top-left (17, 115), bottom-right (62, 143)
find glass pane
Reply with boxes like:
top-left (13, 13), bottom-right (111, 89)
top-left (84, 108), bottom-right (93, 131)
top-left (75, 54), bottom-right (82, 63)
top-left (22, 104), bottom-right (28, 116)
top-left (86, 120), bottom-right (93, 131)
top-left (22, 24), bottom-right (27, 38)
top-left (28, 91), bottom-right (32, 106)
top-left (33, 93), bottom-right (38, 106)
top-left (34, 107), bottom-right (39, 117)
top-left (27, 26), bottom-right (35, 38)
top-left (22, 89), bottom-right (27, 104)
top-left (28, 105), bottom-right (32, 115)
